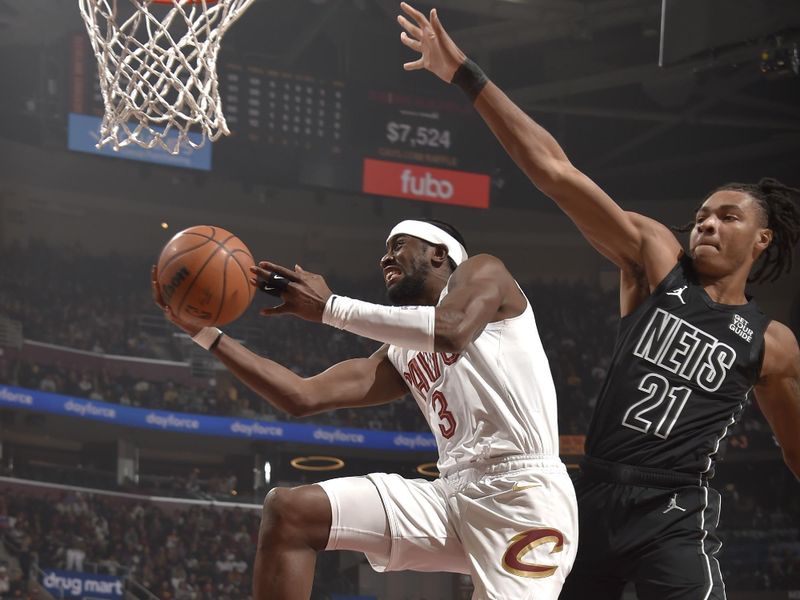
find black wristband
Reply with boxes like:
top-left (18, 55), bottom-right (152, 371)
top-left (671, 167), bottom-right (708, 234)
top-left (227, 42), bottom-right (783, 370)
top-left (209, 331), bottom-right (224, 352)
top-left (451, 58), bottom-right (488, 103)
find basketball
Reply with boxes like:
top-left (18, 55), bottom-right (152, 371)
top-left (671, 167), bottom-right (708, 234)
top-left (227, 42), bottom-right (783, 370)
top-left (156, 225), bottom-right (256, 328)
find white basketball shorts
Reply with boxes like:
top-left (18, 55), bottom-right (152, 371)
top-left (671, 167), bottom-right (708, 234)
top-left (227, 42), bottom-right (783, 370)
top-left (318, 455), bottom-right (579, 600)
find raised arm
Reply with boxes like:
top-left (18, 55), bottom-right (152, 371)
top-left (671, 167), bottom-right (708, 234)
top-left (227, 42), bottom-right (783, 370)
top-left (754, 321), bottom-right (800, 480)
top-left (253, 254), bottom-right (524, 355)
top-left (151, 266), bottom-right (408, 418)
top-left (210, 340), bottom-right (408, 417)
top-left (397, 3), bottom-right (682, 280)
top-left (433, 253), bottom-right (525, 352)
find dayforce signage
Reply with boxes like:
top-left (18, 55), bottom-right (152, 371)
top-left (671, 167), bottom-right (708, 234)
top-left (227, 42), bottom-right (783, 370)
top-left (362, 158), bottom-right (490, 208)
top-left (41, 569), bottom-right (124, 599)
top-left (0, 385), bottom-right (436, 452)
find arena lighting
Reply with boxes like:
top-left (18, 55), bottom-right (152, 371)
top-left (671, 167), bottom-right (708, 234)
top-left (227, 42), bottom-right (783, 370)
top-left (290, 456), bottom-right (345, 471)
top-left (263, 461), bottom-right (272, 485)
top-left (160, 222), bottom-right (169, 229)
top-left (416, 462), bottom-right (439, 478)
top-left (760, 42), bottom-right (800, 78)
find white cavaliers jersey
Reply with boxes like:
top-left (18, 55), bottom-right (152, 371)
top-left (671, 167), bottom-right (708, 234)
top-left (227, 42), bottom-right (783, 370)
top-left (387, 283), bottom-right (560, 474)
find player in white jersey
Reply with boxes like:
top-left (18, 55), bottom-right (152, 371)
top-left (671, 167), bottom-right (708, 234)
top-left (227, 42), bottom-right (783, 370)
top-left (152, 219), bottom-right (578, 600)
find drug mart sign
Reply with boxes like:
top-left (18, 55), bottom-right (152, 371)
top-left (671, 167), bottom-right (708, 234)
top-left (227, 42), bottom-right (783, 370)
top-left (41, 569), bottom-right (124, 599)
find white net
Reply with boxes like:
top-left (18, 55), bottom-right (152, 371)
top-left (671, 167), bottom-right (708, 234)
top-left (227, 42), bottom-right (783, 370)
top-left (77, 0), bottom-right (255, 154)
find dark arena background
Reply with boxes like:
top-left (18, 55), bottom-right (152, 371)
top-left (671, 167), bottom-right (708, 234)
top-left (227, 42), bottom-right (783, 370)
top-left (0, 0), bottom-right (799, 598)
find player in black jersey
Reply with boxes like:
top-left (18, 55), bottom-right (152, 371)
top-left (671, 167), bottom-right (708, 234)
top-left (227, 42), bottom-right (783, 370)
top-left (398, 4), bottom-right (800, 598)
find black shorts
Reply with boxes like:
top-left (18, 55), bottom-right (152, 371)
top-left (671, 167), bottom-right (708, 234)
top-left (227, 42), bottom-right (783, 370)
top-left (560, 457), bottom-right (725, 600)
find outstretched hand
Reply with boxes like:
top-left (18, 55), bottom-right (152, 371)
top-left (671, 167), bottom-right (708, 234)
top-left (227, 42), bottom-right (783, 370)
top-left (397, 2), bottom-right (465, 83)
top-left (250, 261), bottom-right (332, 322)
top-left (150, 265), bottom-right (202, 336)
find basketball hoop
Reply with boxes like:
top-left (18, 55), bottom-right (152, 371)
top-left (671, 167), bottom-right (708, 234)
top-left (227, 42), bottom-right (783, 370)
top-left (77, 0), bottom-right (255, 154)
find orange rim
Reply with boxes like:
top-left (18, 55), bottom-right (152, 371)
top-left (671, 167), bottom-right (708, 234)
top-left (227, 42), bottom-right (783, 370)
top-left (149, 0), bottom-right (219, 4)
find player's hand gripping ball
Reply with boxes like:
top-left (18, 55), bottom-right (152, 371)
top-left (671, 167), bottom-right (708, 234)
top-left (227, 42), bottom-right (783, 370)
top-left (156, 225), bottom-right (256, 328)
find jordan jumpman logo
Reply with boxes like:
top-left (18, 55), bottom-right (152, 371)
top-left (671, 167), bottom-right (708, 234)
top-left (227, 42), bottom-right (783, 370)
top-left (662, 493), bottom-right (687, 514)
top-left (667, 286), bottom-right (688, 305)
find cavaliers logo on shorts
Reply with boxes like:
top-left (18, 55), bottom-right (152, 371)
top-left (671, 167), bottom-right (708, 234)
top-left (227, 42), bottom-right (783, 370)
top-left (501, 528), bottom-right (564, 578)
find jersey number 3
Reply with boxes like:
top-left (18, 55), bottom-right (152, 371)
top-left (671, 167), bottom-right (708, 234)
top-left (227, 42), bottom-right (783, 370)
top-left (432, 390), bottom-right (457, 439)
top-left (621, 373), bottom-right (691, 439)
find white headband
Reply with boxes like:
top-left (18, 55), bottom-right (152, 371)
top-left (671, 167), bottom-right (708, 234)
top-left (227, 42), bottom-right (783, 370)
top-left (387, 220), bottom-right (468, 266)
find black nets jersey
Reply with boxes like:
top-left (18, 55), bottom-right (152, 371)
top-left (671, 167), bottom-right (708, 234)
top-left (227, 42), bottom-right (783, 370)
top-left (584, 256), bottom-right (769, 476)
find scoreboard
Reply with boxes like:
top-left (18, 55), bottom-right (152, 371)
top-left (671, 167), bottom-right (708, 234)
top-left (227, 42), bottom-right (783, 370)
top-left (356, 88), bottom-right (491, 208)
top-left (361, 88), bottom-right (482, 171)
top-left (69, 36), bottom-right (493, 209)
top-left (222, 64), bottom-right (345, 153)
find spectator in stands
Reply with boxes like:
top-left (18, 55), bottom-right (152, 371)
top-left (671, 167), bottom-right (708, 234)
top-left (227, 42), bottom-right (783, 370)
top-left (65, 536), bottom-right (86, 571)
top-left (0, 565), bottom-right (10, 598)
